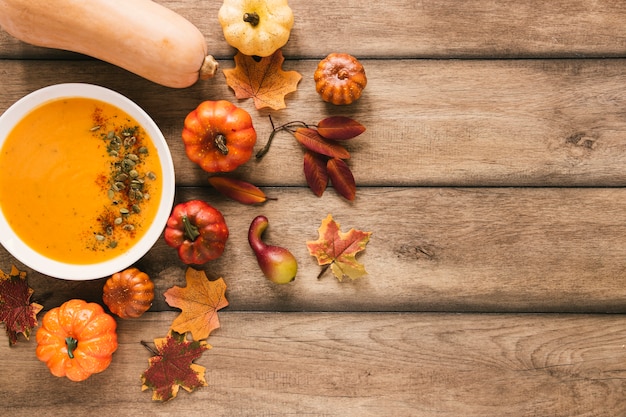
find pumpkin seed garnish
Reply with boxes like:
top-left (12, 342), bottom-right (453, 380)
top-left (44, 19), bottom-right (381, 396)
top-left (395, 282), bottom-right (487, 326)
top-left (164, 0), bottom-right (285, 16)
top-left (115, 173), bottom-right (129, 182)
top-left (91, 119), bottom-right (156, 251)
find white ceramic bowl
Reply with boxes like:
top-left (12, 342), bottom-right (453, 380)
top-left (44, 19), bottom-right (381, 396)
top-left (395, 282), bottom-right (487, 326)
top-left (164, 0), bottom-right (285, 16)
top-left (0, 83), bottom-right (175, 280)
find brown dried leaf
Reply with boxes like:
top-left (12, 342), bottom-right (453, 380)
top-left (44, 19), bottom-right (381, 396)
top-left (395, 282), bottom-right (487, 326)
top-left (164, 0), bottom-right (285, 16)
top-left (223, 50), bottom-right (301, 110)
top-left (327, 158), bottom-right (356, 201)
top-left (208, 176), bottom-right (270, 205)
top-left (317, 117), bottom-right (366, 140)
top-left (303, 151), bottom-right (328, 197)
top-left (294, 128), bottom-right (350, 159)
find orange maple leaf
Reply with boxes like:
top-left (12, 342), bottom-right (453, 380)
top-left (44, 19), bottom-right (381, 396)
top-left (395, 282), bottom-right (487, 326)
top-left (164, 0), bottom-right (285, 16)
top-left (163, 268), bottom-right (229, 341)
top-left (306, 214), bottom-right (372, 281)
top-left (223, 50), bottom-right (302, 110)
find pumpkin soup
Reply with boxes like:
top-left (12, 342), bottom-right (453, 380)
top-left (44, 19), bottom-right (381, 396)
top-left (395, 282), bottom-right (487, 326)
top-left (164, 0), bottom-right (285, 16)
top-left (0, 97), bottom-right (163, 264)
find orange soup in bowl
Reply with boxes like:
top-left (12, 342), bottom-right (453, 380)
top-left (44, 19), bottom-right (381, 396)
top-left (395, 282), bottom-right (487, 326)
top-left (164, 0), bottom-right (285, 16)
top-left (0, 97), bottom-right (163, 264)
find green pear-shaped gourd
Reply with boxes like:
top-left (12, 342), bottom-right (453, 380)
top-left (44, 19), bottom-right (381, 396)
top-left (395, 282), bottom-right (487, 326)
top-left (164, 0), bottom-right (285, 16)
top-left (248, 215), bottom-right (297, 284)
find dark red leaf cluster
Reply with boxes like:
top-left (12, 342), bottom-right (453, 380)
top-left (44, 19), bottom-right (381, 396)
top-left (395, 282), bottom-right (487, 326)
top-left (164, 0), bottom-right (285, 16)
top-left (258, 116), bottom-right (365, 200)
top-left (297, 117), bottom-right (364, 200)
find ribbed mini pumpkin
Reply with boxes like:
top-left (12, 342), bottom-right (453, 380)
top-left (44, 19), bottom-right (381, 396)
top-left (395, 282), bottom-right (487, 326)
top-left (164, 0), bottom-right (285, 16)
top-left (102, 267), bottom-right (155, 319)
top-left (314, 53), bottom-right (367, 105)
top-left (36, 299), bottom-right (118, 381)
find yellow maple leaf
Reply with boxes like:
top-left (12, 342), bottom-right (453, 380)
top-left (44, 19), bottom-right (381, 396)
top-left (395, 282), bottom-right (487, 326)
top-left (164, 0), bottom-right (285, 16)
top-left (223, 49), bottom-right (301, 110)
top-left (163, 268), bottom-right (228, 341)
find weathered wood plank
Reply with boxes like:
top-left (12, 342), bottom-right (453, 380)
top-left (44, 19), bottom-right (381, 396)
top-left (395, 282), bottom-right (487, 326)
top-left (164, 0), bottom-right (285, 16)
top-left (2, 312), bottom-right (625, 416)
top-left (10, 186), bottom-right (626, 314)
top-left (1, 0), bottom-right (626, 59)
top-left (1, 58), bottom-right (626, 187)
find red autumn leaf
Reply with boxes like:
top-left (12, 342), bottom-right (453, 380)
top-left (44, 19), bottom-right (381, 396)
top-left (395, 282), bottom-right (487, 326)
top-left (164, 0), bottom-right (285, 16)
top-left (306, 214), bottom-right (372, 281)
top-left (141, 331), bottom-right (210, 401)
top-left (317, 116), bottom-right (366, 140)
top-left (0, 265), bottom-right (43, 345)
top-left (223, 50), bottom-right (302, 110)
top-left (327, 157), bottom-right (356, 201)
top-left (294, 127), bottom-right (350, 159)
top-left (303, 150), bottom-right (328, 197)
top-left (208, 176), bottom-right (271, 205)
top-left (163, 268), bottom-right (229, 341)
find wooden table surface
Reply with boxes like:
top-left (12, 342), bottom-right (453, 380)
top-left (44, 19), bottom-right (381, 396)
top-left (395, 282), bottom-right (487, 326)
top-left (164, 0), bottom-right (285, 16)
top-left (2, 1), bottom-right (626, 415)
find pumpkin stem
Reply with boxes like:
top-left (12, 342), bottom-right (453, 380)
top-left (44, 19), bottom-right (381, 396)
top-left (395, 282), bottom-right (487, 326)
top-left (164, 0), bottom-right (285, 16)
top-left (199, 55), bottom-right (219, 80)
top-left (243, 12), bottom-right (260, 27)
top-left (337, 69), bottom-right (350, 80)
top-left (215, 134), bottom-right (229, 155)
top-left (65, 337), bottom-right (78, 359)
top-left (182, 216), bottom-right (200, 242)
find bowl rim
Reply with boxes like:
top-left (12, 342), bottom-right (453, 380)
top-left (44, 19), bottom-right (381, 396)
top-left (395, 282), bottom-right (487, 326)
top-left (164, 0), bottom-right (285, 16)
top-left (0, 83), bottom-right (175, 280)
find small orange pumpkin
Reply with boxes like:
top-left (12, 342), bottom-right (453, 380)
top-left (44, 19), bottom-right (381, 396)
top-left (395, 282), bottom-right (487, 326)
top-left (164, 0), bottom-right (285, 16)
top-left (181, 100), bottom-right (257, 173)
top-left (314, 53), bottom-right (367, 105)
top-left (36, 299), bottom-right (118, 382)
top-left (103, 267), bottom-right (155, 319)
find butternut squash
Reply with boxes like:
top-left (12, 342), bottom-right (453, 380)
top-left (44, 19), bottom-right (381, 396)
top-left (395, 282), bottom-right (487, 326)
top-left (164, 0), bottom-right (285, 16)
top-left (0, 0), bottom-right (218, 88)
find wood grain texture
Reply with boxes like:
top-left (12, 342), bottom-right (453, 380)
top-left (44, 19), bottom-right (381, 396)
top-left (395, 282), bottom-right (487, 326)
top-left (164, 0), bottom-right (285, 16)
top-left (2, 312), bottom-right (626, 417)
top-left (2, 0), bottom-right (626, 414)
top-left (1, 0), bottom-right (626, 59)
top-left (9, 186), bottom-right (626, 314)
top-left (1, 58), bottom-right (626, 187)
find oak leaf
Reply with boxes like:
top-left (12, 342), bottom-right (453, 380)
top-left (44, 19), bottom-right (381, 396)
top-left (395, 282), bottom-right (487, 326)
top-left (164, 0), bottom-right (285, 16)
top-left (164, 268), bottom-right (229, 341)
top-left (0, 265), bottom-right (43, 345)
top-left (141, 331), bottom-right (210, 401)
top-left (223, 50), bottom-right (302, 110)
top-left (306, 214), bottom-right (372, 281)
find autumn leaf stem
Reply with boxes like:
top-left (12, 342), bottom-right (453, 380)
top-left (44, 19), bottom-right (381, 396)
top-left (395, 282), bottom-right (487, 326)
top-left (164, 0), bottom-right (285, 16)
top-left (317, 263), bottom-right (331, 280)
top-left (256, 115), bottom-right (315, 159)
top-left (255, 129), bottom-right (277, 159)
top-left (140, 340), bottom-right (158, 356)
